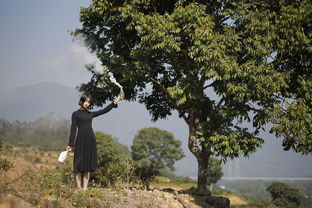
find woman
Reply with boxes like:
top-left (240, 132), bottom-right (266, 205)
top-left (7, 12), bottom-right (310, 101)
top-left (66, 90), bottom-right (124, 191)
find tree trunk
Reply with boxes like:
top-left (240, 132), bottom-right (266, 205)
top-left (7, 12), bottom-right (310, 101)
top-left (197, 151), bottom-right (210, 192)
top-left (187, 112), bottom-right (211, 192)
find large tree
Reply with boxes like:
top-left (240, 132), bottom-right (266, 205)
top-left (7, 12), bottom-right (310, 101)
top-left (73, 0), bottom-right (312, 191)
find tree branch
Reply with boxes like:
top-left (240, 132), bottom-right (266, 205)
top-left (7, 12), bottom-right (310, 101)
top-left (150, 77), bottom-right (188, 121)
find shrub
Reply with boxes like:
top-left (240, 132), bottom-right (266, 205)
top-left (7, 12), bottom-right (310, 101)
top-left (267, 182), bottom-right (305, 208)
top-left (93, 156), bottom-right (138, 188)
top-left (93, 156), bottom-right (158, 189)
top-left (0, 158), bottom-right (13, 172)
top-left (135, 159), bottom-right (159, 189)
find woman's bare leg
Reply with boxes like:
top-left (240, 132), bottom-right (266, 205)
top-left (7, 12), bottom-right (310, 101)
top-left (75, 172), bottom-right (82, 189)
top-left (82, 172), bottom-right (90, 191)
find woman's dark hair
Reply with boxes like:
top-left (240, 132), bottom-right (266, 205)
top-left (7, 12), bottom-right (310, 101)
top-left (79, 94), bottom-right (93, 108)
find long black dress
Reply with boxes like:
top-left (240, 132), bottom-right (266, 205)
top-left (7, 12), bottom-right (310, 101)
top-left (68, 102), bottom-right (117, 173)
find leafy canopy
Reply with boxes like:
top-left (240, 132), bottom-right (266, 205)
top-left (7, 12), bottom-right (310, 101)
top-left (74, 0), bottom-right (312, 160)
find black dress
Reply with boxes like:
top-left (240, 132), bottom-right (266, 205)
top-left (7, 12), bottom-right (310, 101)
top-left (68, 102), bottom-right (117, 173)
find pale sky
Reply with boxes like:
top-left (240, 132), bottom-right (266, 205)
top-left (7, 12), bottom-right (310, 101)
top-left (0, 0), bottom-right (91, 90)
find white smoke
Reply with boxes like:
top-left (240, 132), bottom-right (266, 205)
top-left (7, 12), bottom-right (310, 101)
top-left (71, 37), bottom-right (123, 89)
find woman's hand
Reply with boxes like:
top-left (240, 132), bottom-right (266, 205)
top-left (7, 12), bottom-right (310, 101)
top-left (119, 88), bottom-right (125, 100)
top-left (67, 146), bottom-right (73, 152)
top-left (114, 88), bottom-right (124, 104)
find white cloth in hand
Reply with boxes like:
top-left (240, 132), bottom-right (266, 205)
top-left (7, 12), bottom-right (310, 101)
top-left (58, 151), bottom-right (68, 163)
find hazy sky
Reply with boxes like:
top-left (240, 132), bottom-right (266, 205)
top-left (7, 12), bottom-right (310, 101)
top-left (0, 0), bottom-right (91, 90)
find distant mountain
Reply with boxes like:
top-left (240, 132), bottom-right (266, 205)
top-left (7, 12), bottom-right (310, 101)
top-left (0, 82), bottom-right (311, 178)
top-left (0, 82), bottom-right (79, 122)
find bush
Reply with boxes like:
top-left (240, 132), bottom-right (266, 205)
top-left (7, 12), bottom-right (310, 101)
top-left (0, 158), bottom-right (13, 172)
top-left (93, 156), bottom-right (158, 190)
top-left (135, 159), bottom-right (159, 189)
top-left (93, 156), bottom-right (138, 188)
top-left (267, 182), bottom-right (305, 208)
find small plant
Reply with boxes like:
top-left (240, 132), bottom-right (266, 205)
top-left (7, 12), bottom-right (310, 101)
top-left (0, 158), bottom-right (13, 172)
top-left (34, 157), bottom-right (41, 163)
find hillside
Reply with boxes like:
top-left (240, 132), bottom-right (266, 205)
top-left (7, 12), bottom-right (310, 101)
top-left (0, 145), bottom-right (256, 208)
top-left (2, 144), bottom-right (312, 208)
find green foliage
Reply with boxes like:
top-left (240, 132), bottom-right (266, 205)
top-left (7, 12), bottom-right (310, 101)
top-left (134, 159), bottom-right (159, 189)
top-left (229, 0), bottom-right (312, 154)
top-left (131, 127), bottom-right (184, 171)
top-left (95, 131), bottom-right (130, 161)
top-left (207, 157), bottom-right (223, 185)
top-left (267, 182), bottom-right (305, 208)
top-left (0, 158), bottom-right (13, 172)
top-left (95, 130), bottom-right (157, 189)
top-left (96, 131), bottom-right (119, 165)
top-left (94, 131), bottom-right (137, 187)
top-left (74, 0), bottom-right (312, 152)
top-left (34, 157), bottom-right (41, 163)
top-left (94, 155), bottom-right (137, 188)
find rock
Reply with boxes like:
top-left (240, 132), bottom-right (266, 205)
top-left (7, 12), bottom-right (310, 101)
top-left (182, 187), bottom-right (212, 196)
top-left (200, 196), bottom-right (230, 208)
top-left (162, 187), bottom-right (175, 193)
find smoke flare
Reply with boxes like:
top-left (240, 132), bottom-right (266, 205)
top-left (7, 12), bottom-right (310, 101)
top-left (71, 36), bottom-right (123, 89)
